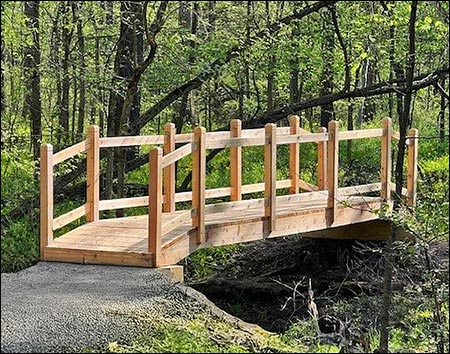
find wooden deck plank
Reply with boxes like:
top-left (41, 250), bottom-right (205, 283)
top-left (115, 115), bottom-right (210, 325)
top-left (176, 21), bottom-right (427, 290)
top-left (46, 196), bottom-right (388, 267)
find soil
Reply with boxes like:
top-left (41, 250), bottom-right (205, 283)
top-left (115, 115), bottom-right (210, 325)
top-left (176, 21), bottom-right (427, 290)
top-left (187, 236), bottom-right (449, 334)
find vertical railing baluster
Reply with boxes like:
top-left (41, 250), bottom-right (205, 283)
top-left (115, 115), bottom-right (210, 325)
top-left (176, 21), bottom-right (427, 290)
top-left (289, 115), bottom-right (300, 194)
top-left (40, 144), bottom-right (54, 259)
top-left (87, 125), bottom-right (100, 222)
top-left (149, 147), bottom-right (163, 267)
top-left (327, 120), bottom-right (339, 225)
top-left (192, 126), bottom-right (206, 244)
top-left (317, 127), bottom-right (327, 190)
top-left (407, 128), bottom-right (419, 206)
top-left (265, 123), bottom-right (277, 233)
top-left (230, 119), bottom-right (242, 201)
top-left (380, 117), bottom-right (392, 202)
top-left (163, 122), bottom-right (176, 212)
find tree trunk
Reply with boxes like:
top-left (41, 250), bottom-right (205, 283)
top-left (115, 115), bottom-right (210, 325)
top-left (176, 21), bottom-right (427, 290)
top-left (320, 8), bottom-right (335, 127)
top-left (381, 2), bottom-right (418, 353)
top-left (438, 79), bottom-right (447, 141)
top-left (357, 54), bottom-right (377, 126)
top-left (394, 0), bottom-right (418, 204)
top-left (23, 1), bottom-right (41, 166)
top-left (177, 1), bottom-right (197, 127)
top-left (75, 1), bottom-right (86, 137)
top-left (50, 7), bottom-right (62, 142)
top-left (109, 1), bottom-right (144, 217)
top-left (266, 1), bottom-right (277, 112)
top-left (58, 2), bottom-right (72, 148)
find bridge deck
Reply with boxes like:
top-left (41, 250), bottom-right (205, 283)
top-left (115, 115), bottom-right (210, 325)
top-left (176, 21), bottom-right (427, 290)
top-left (44, 195), bottom-right (387, 267)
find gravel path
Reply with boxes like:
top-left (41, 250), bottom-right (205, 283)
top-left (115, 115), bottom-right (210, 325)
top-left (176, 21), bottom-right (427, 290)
top-left (1, 262), bottom-right (207, 353)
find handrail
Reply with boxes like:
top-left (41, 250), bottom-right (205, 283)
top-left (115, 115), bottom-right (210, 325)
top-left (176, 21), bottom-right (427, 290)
top-left (53, 141), bottom-right (89, 165)
top-left (100, 135), bottom-right (164, 148)
top-left (161, 142), bottom-right (193, 168)
top-left (339, 128), bottom-right (383, 141)
top-left (53, 204), bottom-right (90, 231)
top-left (277, 132), bottom-right (329, 145)
top-left (205, 136), bottom-right (265, 149)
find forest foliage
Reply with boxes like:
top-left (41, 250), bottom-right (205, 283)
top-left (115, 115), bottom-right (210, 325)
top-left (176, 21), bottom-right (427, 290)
top-left (0, 1), bottom-right (448, 352)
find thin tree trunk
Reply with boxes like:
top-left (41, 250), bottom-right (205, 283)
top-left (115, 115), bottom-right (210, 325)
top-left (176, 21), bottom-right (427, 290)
top-left (320, 7), bottom-right (335, 127)
top-left (438, 79), bottom-right (446, 141)
top-left (266, 1), bottom-right (277, 112)
top-left (58, 2), bottom-right (72, 148)
top-left (76, 1), bottom-right (86, 137)
top-left (23, 1), bottom-right (41, 168)
top-left (394, 0), bottom-right (418, 203)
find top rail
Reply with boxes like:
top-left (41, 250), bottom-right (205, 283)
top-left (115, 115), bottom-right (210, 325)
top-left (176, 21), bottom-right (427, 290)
top-left (339, 128), bottom-right (383, 141)
top-left (94, 126), bottom-right (400, 150)
top-left (100, 135), bottom-right (165, 148)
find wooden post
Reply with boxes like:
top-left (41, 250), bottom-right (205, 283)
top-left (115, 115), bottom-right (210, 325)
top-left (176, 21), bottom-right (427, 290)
top-left (149, 147), bottom-right (163, 267)
top-left (380, 117), bottom-right (392, 202)
top-left (289, 115), bottom-right (300, 194)
top-left (40, 144), bottom-right (53, 259)
top-left (265, 123), bottom-right (277, 232)
top-left (192, 126), bottom-right (206, 244)
top-left (86, 125), bottom-right (100, 222)
top-left (407, 128), bottom-right (418, 206)
top-left (163, 122), bottom-right (176, 212)
top-left (327, 121), bottom-right (339, 225)
top-left (317, 127), bottom-right (327, 190)
top-left (230, 119), bottom-right (242, 201)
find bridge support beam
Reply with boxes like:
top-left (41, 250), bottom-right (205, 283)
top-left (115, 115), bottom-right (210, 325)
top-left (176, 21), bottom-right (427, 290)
top-left (157, 265), bottom-right (184, 283)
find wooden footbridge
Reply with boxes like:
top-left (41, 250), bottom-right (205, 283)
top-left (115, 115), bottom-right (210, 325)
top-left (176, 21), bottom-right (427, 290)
top-left (40, 117), bottom-right (418, 268)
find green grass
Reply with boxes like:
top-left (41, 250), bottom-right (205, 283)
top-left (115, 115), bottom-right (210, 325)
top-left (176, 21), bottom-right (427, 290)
top-left (85, 315), bottom-right (304, 353)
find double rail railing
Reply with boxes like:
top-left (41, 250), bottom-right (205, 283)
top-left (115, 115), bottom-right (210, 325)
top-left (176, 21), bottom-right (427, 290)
top-left (40, 117), bottom-right (419, 266)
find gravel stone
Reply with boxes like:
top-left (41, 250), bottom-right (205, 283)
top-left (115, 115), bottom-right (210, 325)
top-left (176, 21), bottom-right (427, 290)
top-left (1, 262), bottom-right (202, 353)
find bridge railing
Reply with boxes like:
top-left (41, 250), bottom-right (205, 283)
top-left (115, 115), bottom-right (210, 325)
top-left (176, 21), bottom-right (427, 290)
top-left (40, 117), bottom-right (418, 264)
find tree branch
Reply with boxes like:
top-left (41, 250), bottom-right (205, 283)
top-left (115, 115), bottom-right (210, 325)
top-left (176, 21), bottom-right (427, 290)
top-left (133, 1), bottom-right (337, 133)
top-left (434, 81), bottom-right (449, 101)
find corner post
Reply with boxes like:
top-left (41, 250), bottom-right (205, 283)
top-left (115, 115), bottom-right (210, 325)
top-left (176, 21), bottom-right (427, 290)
top-left (327, 121), bottom-right (339, 225)
top-left (317, 127), bottom-right (328, 190)
top-left (149, 147), bottom-right (163, 267)
top-left (380, 117), bottom-right (392, 202)
top-left (230, 119), bottom-right (242, 201)
top-left (289, 115), bottom-right (300, 194)
top-left (407, 128), bottom-right (419, 206)
top-left (192, 126), bottom-right (206, 244)
top-left (86, 125), bottom-right (100, 222)
top-left (40, 144), bottom-right (53, 259)
top-left (265, 123), bottom-right (277, 232)
top-left (163, 122), bottom-right (176, 212)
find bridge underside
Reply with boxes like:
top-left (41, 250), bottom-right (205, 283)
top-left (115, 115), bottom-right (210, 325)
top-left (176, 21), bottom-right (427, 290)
top-left (44, 196), bottom-right (393, 268)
